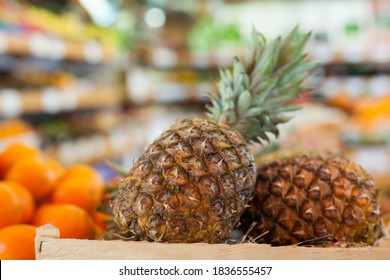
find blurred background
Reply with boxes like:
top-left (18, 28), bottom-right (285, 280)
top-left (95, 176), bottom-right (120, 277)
top-left (1, 0), bottom-right (390, 213)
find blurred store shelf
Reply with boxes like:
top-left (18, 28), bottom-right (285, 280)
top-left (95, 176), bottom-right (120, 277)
top-left (0, 84), bottom-right (123, 117)
top-left (132, 45), bottom-right (237, 70)
top-left (43, 124), bottom-right (145, 166)
top-left (0, 32), bottom-right (115, 64)
top-left (133, 45), bottom-right (390, 72)
top-left (0, 131), bottom-right (39, 153)
top-left (310, 45), bottom-right (390, 65)
top-left (128, 80), bottom-right (213, 104)
top-left (319, 76), bottom-right (390, 99)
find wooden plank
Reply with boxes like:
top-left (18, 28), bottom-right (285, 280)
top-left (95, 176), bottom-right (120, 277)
top-left (35, 225), bottom-right (390, 260)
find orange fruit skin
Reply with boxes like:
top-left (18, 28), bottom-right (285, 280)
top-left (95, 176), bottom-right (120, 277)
top-left (58, 164), bottom-right (104, 186)
top-left (51, 177), bottom-right (104, 213)
top-left (0, 224), bottom-right (37, 260)
top-left (93, 211), bottom-right (111, 230)
top-left (381, 197), bottom-right (390, 215)
top-left (33, 204), bottom-right (95, 239)
top-left (0, 182), bottom-right (23, 229)
top-left (94, 223), bottom-right (106, 240)
top-left (47, 159), bottom-right (65, 178)
top-left (5, 181), bottom-right (35, 224)
top-left (0, 144), bottom-right (40, 178)
top-left (5, 157), bottom-right (63, 200)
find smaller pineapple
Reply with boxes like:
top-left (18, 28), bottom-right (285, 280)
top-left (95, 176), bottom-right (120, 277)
top-left (241, 152), bottom-right (382, 246)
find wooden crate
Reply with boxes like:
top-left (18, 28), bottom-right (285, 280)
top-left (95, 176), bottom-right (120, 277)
top-left (35, 224), bottom-right (390, 260)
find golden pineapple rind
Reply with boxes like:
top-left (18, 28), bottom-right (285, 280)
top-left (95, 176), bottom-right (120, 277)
top-left (113, 118), bottom-right (256, 243)
top-left (242, 154), bottom-right (381, 246)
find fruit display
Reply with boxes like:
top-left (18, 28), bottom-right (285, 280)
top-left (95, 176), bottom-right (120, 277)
top-left (2, 0), bottom-right (390, 264)
top-left (112, 27), bottom-right (316, 243)
top-left (241, 152), bottom-right (381, 246)
top-left (0, 143), bottom-right (107, 259)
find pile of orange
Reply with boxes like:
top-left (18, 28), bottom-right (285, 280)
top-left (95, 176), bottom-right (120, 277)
top-left (0, 143), bottom-right (109, 260)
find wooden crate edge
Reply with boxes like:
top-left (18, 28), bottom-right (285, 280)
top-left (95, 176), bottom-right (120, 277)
top-left (35, 224), bottom-right (390, 260)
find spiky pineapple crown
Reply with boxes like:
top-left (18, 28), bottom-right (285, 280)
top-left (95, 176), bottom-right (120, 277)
top-left (206, 26), bottom-right (317, 144)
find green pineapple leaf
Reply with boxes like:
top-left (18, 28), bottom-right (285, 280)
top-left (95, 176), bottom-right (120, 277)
top-left (206, 25), bottom-right (318, 144)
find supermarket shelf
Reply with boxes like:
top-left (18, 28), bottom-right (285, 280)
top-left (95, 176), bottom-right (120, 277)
top-left (346, 146), bottom-right (390, 188)
top-left (43, 124), bottom-right (145, 166)
top-left (128, 80), bottom-right (214, 104)
top-left (318, 76), bottom-right (390, 99)
top-left (0, 32), bottom-right (115, 64)
top-left (0, 85), bottom-right (124, 117)
top-left (0, 131), bottom-right (40, 152)
top-left (132, 45), bottom-right (238, 70)
top-left (310, 44), bottom-right (390, 65)
top-left (133, 44), bottom-right (390, 70)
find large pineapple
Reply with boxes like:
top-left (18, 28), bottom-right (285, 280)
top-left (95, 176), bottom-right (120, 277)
top-left (113, 27), bottom-right (317, 243)
top-left (241, 152), bottom-right (382, 246)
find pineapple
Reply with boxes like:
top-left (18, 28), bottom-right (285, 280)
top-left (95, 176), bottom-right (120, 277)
top-left (241, 152), bottom-right (382, 246)
top-left (113, 27), bottom-right (317, 243)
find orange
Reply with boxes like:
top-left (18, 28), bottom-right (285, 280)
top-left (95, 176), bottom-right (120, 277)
top-left (33, 204), bottom-right (95, 239)
top-left (94, 223), bottom-right (106, 240)
top-left (5, 157), bottom-right (63, 200)
top-left (0, 182), bottom-right (23, 229)
top-left (51, 177), bottom-right (104, 213)
top-left (93, 211), bottom-right (111, 230)
top-left (47, 159), bottom-right (65, 177)
top-left (59, 164), bottom-right (103, 186)
top-left (6, 181), bottom-right (35, 224)
top-left (0, 224), bottom-right (36, 260)
top-left (381, 199), bottom-right (390, 216)
top-left (93, 212), bottom-right (112, 239)
top-left (0, 143), bottom-right (40, 178)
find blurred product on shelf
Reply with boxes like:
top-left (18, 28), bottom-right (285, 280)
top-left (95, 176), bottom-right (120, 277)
top-left (0, 71), bottom-right (75, 88)
top-left (0, 32), bottom-right (115, 63)
top-left (0, 119), bottom-right (39, 151)
top-left (127, 68), bottom-right (214, 103)
top-left (0, 83), bottom-right (123, 118)
top-left (0, 118), bottom-right (32, 139)
top-left (42, 123), bottom-right (138, 166)
top-left (276, 104), bottom-right (347, 150)
top-left (0, 0), bottom-right (131, 168)
top-left (132, 45), bottom-right (237, 70)
top-left (188, 18), bottom-right (244, 53)
top-left (0, 2), bottom-right (120, 60)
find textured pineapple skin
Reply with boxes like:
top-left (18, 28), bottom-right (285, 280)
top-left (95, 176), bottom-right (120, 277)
top-left (241, 153), bottom-right (381, 246)
top-left (113, 118), bottom-right (256, 243)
